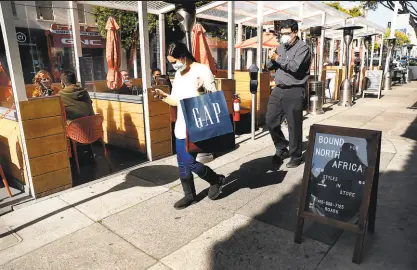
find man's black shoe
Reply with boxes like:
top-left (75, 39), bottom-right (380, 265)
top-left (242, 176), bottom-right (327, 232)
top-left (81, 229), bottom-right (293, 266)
top-left (286, 157), bottom-right (304, 168)
top-left (279, 149), bottom-right (290, 160)
top-left (272, 149), bottom-right (290, 166)
top-left (272, 154), bottom-right (283, 166)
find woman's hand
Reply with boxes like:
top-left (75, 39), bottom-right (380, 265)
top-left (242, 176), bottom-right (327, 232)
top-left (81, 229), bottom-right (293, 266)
top-left (152, 88), bottom-right (168, 100)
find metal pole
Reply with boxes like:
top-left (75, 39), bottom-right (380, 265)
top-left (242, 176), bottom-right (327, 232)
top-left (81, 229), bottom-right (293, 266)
top-left (133, 55), bottom-right (138, 78)
top-left (236, 23), bottom-right (243, 70)
top-left (406, 48), bottom-right (410, 82)
top-left (227, 1), bottom-right (235, 79)
top-left (378, 33), bottom-right (384, 67)
top-left (339, 21), bottom-right (346, 68)
top-left (345, 38), bottom-right (350, 80)
top-left (384, 1), bottom-right (400, 90)
top-left (329, 39), bottom-right (335, 64)
top-left (0, 1), bottom-right (35, 197)
top-left (69, 1), bottom-right (82, 83)
top-left (340, 39), bottom-right (345, 68)
top-left (299, 3), bottom-right (304, 40)
top-left (359, 37), bottom-right (365, 95)
top-left (385, 1), bottom-right (399, 74)
top-left (319, 12), bottom-right (326, 79)
top-left (159, 13), bottom-right (166, 74)
top-left (370, 35), bottom-right (375, 69)
top-left (254, 1), bottom-right (263, 140)
top-left (138, 1), bottom-right (153, 160)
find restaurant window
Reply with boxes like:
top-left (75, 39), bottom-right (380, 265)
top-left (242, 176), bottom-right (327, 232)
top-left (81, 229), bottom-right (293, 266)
top-left (78, 4), bottom-right (86, 24)
top-left (13, 3), bottom-right (77, 92)
top-left (36, 1), bottom-right (54, 21)
top-left (11, 1), bottom-right (17, 17)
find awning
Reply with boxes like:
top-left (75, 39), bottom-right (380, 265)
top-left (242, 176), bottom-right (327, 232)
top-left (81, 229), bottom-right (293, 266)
top-left (50, 24), bottom-right (105, 49)
top-left (79, 1), bottom-right (385, 38)
top-left (235, 32), bottom-right (279, 49)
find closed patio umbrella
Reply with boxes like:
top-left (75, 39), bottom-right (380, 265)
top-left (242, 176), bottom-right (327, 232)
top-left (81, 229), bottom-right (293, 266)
top-left (105, 17), bottom-right (123, 90)
top-left (191, 24), bottom-right (217, 76)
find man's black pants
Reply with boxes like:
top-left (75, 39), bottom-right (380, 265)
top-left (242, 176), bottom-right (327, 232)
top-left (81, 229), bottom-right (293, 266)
top-left (265, 86), bottom-right (304, 159)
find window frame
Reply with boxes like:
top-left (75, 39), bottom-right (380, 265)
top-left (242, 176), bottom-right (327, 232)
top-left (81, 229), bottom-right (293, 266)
top-left (35, 1), bottom-right (55, 22)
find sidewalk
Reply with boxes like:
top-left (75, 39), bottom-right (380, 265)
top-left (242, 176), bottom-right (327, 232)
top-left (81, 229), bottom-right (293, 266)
top-left (1, 82), bottom-right (416, 269)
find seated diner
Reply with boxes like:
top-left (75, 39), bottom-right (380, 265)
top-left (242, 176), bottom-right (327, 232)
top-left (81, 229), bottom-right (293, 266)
top-left (58, 70), bottom-right (94, 122)
top-left (32, 70), bottom-right (59, 98)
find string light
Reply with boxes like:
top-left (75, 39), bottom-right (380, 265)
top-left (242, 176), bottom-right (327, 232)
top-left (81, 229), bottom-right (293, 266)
top-left (15, 3), bottom-right (98, 18)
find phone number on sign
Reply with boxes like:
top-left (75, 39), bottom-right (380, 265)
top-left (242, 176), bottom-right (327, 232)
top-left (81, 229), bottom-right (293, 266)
top-left (317, 200), bottom-right (344, 210)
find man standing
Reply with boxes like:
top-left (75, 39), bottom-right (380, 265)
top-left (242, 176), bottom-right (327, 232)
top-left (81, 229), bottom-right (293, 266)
top-left (265, 19), bottom-right (312, 168)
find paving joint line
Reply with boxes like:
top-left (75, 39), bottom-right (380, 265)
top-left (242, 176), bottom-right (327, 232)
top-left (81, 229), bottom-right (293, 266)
top-left (94, 221), bottom-right (162, 263)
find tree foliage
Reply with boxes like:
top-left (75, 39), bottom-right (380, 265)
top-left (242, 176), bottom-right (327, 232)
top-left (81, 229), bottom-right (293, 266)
top-left (372, 28), bottom-right (411, 52)
top-left (93, 7), bottom-right (138, 49)
top-left (324, 2), bottom-right (364, 17)
top-left (384, 28), bottom-right (411, 47)
top-left (93, 1), bottom-right (229, 50)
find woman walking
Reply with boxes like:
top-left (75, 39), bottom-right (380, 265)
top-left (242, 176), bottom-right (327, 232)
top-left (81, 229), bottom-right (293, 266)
top-left (153, 41), bottom-right (225, 210)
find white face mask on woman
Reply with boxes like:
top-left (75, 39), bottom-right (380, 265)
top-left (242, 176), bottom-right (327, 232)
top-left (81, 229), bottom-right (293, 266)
top-left (172, 60), bottom-right (187, 72)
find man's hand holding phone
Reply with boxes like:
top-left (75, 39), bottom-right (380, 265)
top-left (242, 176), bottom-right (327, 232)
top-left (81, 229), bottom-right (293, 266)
top-left (124, 80), bottom-right (133, 88)
top-left (268, 48), bottom-right (279, 61)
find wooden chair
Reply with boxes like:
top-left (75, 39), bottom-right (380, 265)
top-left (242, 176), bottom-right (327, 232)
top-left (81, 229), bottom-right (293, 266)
top-left (66, 114), bottom-right (111, 175)
top-left (0, 165), bottom-right (12, 198)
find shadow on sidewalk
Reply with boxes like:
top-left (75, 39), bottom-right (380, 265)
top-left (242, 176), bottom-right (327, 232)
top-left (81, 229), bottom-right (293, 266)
top-left (220, 156), bottom-right (288, 199)
top-left (209, 114), bottom-right (417, 268)
top-left (218, 141), bottom-right (309, 200)
top-left (0, 164), bottom-right (179, 238)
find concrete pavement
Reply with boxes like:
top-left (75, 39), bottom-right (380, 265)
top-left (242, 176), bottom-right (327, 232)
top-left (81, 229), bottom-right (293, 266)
top-left (1, 82), bottom-right (417, 269)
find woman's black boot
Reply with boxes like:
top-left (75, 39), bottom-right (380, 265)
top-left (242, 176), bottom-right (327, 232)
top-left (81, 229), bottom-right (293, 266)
top-left (198, 166), bottom-right (225, 200)
top-left (174, 175), bottom-right (197, 210)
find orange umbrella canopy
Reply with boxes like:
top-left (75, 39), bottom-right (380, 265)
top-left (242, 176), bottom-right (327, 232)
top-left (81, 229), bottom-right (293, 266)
top-left (191, 24), bottom-right (217, 76)
top-left (235, 32), bottom-right (279, 49)
top-left (105, 17), bottom-right (123, 90)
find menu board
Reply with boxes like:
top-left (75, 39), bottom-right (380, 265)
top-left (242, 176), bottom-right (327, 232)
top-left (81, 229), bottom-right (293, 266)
top-left (365, 70), bottom-right (383, 91)
top-left (304, 132), bottom-right (368, 223)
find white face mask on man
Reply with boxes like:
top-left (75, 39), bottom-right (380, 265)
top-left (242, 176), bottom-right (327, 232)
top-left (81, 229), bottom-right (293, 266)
top-left (280, 34), bottom-right (291, 45)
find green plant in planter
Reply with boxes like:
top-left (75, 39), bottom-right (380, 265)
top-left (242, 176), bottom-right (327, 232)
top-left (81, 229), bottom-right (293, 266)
top-left (409, 59), bottom-right (417, 66)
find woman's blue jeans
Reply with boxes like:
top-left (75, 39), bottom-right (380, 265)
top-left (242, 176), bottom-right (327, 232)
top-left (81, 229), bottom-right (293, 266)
top-left (176, 138), bottom-right (205, 178)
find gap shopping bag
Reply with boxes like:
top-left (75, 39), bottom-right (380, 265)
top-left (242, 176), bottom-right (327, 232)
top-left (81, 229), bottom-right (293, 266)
top-left (180, 91), bottom-right (235, 153)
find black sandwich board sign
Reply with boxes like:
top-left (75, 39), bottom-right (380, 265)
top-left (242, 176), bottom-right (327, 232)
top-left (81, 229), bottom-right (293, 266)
top-left (362, 70), bottom-right (383, 99)
top-left (294, 124), bottom-right (381, 264)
